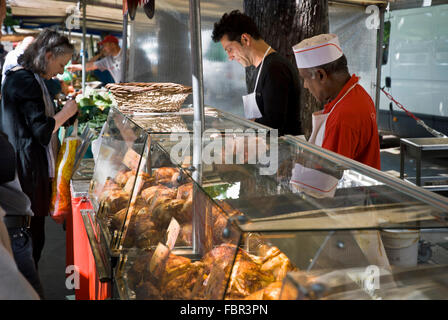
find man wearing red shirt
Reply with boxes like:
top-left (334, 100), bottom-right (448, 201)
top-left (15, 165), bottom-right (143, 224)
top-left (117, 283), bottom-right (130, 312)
top-left (292, 34), bottom-right (380, 170)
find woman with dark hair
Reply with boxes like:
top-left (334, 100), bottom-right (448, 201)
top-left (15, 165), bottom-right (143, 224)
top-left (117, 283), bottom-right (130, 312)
top-left (0, 29), bottom-right (79, 268)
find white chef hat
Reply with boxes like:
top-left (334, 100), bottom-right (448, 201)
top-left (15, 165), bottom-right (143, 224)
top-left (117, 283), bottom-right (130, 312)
top-left (292, 34), bottom-right (343, 69)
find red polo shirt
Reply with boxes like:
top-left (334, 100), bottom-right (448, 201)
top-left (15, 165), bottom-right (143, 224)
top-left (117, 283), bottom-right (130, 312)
top-left (322, 74), bottom-right (381, 170)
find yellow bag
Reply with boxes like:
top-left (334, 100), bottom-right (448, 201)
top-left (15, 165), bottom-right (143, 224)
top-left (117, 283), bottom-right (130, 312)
top-left (50, 121), bottom-right (81, 224)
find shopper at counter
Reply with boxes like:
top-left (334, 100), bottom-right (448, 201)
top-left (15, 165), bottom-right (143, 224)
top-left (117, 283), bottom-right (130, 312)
top-left (2, 36), bottom-right (63, 101)
top-left (0, 29), bottom-right (79, 267)
top-left (212, 10), bottom-right (302, 136)
top-left (292, 34), bottom-right (381, 170)
top-left (67, 34), bottom-right (122, 83)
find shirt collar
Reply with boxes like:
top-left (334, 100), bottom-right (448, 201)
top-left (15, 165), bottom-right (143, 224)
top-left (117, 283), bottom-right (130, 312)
top-left (324, 74), bottom-right (359, 113)
top-left (112, 49), bottom-right (122, 60)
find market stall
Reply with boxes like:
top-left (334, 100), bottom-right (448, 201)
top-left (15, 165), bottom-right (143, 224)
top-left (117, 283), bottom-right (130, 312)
top-left (74, 107), bottom-right (448, 300)
top-left (8, 0), bottom-right (448, 300)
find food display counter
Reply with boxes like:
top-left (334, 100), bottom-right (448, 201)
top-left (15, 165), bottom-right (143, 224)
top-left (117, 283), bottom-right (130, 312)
top-left (78, 106), bottom-right (448, 300)
top-left (88, 106), bottom-right (271, 258)
top-left (145, 133), bottom-right (448, 300)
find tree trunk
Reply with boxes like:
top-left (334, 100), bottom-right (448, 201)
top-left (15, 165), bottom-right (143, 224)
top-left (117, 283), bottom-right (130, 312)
top-left (244, 0), bottom-right (329, 138)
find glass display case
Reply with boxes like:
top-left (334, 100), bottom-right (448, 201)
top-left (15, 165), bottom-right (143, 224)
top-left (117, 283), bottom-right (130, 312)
top-left (114, 191), bottom-right (244, 300)
top-left (88, 106), bottom-right (448, 300)
top-left (133, 133), bottom-right (448, 300)
top-left (89, 106), bottom-right (271, 257)
top-left (153, 133), bottom-right (448, 227)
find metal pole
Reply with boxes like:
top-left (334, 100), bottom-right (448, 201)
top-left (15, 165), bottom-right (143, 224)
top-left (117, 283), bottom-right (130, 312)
top-left (121, 12), bottom-right (128, 83)
top-left (189, 0), bottom-right (205, 255)
top-left (81, 0), bottom-right (87, 92)
top-left (189, 0), bottom-right (205, 133)
top-left (189, 0), bottom-right (204, 182)
top-left (374, 5), bottom-right (385, 124)
top-left (127, 17), bottom-right (136, 81)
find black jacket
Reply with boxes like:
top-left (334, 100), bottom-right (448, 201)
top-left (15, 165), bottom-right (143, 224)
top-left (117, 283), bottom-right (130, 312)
top-left (0, 68), bottom-right (55, 217)
top-left (0, 131), bottom-right (16, 184)
top-left (251, 52), bottom-right (302, 136)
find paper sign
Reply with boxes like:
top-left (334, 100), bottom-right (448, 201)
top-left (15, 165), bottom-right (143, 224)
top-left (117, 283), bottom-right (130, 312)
top-left (122, 148), bottom-right (141, 171)
top-left (149, 242), bottom-right (170, 279)
top-left (166, 218), bottom-right (181, 250)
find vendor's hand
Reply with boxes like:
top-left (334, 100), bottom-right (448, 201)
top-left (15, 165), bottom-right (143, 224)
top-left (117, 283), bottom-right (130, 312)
top-left (93, 50), bottom-right (105, 61)
top-left (66, 65), bottom-right (81, 72)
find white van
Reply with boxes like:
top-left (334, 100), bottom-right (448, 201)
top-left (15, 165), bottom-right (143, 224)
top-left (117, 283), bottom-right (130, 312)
top-left (379, 4), bottom-right (448, 138)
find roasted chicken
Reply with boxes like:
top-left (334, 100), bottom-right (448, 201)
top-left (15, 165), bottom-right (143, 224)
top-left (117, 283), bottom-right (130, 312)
top-left (101, 189), bottom-right (130, 216)
top-left (243, 281), bottom-right (283, 300)
top-left (226, 249), bottom-right (275, 299)
top-left (153, 167), bottom-right (179, 182)
top-left (115, 170), bottom-right (135, 186)
top-left (176, 182), bottom-right (193, 200)
top-left (141, 185), bottom-right (177, 204)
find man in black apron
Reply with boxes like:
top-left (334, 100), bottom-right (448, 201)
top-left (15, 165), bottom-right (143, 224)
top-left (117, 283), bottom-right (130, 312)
top-left (212, 10), bottom-right (302, 136)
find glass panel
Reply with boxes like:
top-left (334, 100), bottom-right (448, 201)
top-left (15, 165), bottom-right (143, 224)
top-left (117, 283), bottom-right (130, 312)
top-left (114, 188), bottom-right (242, 300)
top-left (117, 142), bottom-right (195, 251)
top-left (223, 233), bottom-right (296, 300)
top-left (89, 107), bottom-right (271, 254)
top-left (232, 228), bottom-right (448, 300)
top-left (127, 107), bottom-right (272, 133)
top-left (154, 134), bottom-right (448, 231)
top-left (89, 108), bottom-right (148, 253)
top-left (281, 263), bottom-right (448, 300)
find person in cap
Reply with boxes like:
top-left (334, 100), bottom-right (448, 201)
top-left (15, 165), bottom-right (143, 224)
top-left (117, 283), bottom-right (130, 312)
top-left (212, 10), bottom-right (302, 136)
top-left (292, 34), bottom-right (380, 170)
top-left (67, 34), bottom-right (122, 83)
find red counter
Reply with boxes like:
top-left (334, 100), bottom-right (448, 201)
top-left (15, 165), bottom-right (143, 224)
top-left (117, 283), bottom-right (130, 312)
top-left (68, 184), bottom-right (111, 300)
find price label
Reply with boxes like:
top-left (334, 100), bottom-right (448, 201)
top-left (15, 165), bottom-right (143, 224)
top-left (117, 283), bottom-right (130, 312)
top-left (122, 148), bottom-right (141, 171)
top-left (166, 217), bottom-right (181, 250)
top-left (149, 242), bottom-right (170, 279)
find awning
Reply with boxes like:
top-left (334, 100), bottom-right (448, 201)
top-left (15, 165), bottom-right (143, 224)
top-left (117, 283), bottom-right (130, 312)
top-left (9, 0), bottom-right (445, 35)
top-left (9, 0), bottom-right (242, 33)
top-left (10, 0), bottom-right (127, 34)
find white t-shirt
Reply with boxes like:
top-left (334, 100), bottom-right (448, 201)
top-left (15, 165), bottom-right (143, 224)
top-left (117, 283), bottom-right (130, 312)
top-left (94, 50), bottom-right (122, 83)
top-left (1, 47), bottom-right (25, 84)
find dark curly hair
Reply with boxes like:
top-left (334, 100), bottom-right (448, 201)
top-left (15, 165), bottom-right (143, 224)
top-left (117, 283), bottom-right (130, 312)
top-left (212, 10), bottom-right (261, 43)
top-left (18, 28), bottom-right (74, 75)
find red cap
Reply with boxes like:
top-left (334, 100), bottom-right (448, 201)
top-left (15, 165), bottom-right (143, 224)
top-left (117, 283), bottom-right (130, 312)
top-left (98, 35), bottom-right (119, 46)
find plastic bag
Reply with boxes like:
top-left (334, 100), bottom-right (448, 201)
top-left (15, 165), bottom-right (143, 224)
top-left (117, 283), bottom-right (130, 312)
top-left (50, 121), bottom-right (81, 224)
